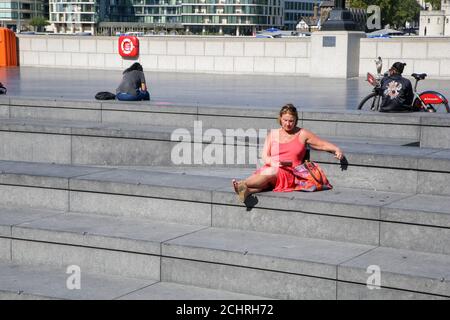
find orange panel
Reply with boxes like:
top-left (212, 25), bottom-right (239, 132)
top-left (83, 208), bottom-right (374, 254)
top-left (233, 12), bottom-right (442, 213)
top-left (0, 28), bottom-right (17, 67)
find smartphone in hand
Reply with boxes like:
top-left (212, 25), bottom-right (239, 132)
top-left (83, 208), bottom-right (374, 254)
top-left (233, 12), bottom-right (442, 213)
top-left (280, 160), bottom-right (293, 167)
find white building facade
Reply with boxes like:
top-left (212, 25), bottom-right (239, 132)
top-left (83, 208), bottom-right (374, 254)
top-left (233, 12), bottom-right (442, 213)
top-left (49, 0), bottom-right (98, 34)
top-left (419, 0), bottom-right (450, 36)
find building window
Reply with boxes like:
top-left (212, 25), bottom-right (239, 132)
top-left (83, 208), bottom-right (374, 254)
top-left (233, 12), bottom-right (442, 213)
top-left (428, 18), bottom-right (430, 23)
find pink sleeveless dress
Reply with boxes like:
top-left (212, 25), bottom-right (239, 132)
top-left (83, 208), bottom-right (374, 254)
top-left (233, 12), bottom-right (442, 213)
top-left (255, 129), bottom-right (307, 192)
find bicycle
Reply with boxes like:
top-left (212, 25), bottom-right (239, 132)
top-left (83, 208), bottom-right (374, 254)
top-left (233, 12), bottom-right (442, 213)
top-left (357, 58), bottom-right (449, 113)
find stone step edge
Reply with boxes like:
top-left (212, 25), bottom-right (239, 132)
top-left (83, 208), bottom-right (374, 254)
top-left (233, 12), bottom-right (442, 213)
top-left (5, 234), bottom-right (449, 299)
top-left (0, 260), bottom-right (265, 300)
top-left (1, 161), bottom-right (450, 227)
top-left (2, 96), bottom-right (448, 126)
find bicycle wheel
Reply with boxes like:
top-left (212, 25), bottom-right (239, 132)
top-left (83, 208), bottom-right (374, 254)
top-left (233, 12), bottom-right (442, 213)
top-left (357, 92), bottom-right (381, 111)
top-left (427, 102), bottom-right (450, 113)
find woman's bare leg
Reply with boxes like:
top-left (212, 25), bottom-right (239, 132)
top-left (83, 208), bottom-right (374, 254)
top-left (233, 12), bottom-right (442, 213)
top-left (232, 167), bottom-right (277, 202)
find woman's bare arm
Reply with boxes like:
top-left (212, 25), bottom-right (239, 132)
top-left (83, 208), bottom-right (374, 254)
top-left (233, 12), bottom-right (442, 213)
top-left (301, 129), bottom-right (344, 160)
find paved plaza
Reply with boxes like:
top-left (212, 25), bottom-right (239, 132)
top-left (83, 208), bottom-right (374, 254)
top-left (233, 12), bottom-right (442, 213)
top-left (2, 66), bottom-right (450, 110)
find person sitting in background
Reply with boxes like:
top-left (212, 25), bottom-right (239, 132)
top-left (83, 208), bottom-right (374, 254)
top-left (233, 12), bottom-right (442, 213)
top-left (379, 62), bottom-right (414, 112)
top-left (232, 104), bottom-right (344, 202)
top-left (116, 62), bottom-right (150, 101)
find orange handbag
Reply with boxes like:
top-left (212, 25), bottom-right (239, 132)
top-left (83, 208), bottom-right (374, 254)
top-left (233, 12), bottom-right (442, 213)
top-left (293, 160), bottom-right (332, 192)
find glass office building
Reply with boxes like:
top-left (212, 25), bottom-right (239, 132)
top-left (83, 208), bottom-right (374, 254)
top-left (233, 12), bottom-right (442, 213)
top-left (49, 0), bottom-right (284, 35)
top-left (0, 0), bottom-right (47, 31)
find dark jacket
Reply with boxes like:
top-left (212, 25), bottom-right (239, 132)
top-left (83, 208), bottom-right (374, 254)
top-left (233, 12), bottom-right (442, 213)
top-left (379, 74), bottom-right (414, 112)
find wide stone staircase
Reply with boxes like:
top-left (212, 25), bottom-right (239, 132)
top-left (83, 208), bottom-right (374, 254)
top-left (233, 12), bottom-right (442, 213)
top-left (0, 96), bottom-right (449, 300)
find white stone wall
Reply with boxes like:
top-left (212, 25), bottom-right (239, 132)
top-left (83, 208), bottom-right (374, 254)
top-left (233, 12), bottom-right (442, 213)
top-left (17, 34), bottom-right (450, 79)
top-left (359, 37), bottom-right (450, 79)
top-left (17, 35), bottom-right (311, 76)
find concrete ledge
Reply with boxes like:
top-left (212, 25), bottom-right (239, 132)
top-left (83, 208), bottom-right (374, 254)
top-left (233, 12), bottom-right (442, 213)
top-left (1, 161), bottom-right (450, 251)
top-left (339, 247), bottom-right (450, 297)
top-left (337, 282), bottom-right (446, 300)
top-left (163, 227), bottom-right (374, 280)
top-left (12, 212), bottom-right (205, 255)
top-left (162, 257), bottom-right (337, 300)
top-left (12, 239), bottom-right (160, 279)
top-left (1, 204), bottom-right (448, 298)
top-left (119, 281), bottom-right (267, 300)
top-left (0, 261), bottom-right (157, 300)
top-left (2, 97), bottom-right (450, 148)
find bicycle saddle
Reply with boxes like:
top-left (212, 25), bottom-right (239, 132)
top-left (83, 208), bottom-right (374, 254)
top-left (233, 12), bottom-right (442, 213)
top-left (411, 73), bottom-right (427, 80)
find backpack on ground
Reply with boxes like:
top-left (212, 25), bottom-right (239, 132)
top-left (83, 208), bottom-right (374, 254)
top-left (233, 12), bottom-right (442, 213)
top-left (95, 91), bottom-right (116, 100)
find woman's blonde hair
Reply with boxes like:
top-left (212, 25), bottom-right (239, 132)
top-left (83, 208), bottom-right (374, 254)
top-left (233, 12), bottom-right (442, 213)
top-left (278, 103), bottom-right (299, 126)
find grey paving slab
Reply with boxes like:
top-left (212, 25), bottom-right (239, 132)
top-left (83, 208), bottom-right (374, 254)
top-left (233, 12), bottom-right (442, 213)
top-left (0, 118), bottom-right (72, 134)
top-left (317, 163), bottom-right (419, 194)
top-left (10, 105), bottom-right (101, 122)
top-left (339, 247), bottom-right (450, 297)
top-left (101, 101), bottom-right (198, 114)
top-left (69, 191), bottom-right (212, 225)
top-left (0, 160), bottom-right (111, 189)
top-left (119, 281), bottom-right (269, 300)
top-left (101, 109), bottom-right (197, 128)
top-left (162, 257), bottom-right (337, 300)
top-left (324, 135), bottom-right (419, 147)
top-left (163, 227), bottom-right (375, 279)
top-left (0, 132), bottom-right (72, 164)
top-left (311, 143), bottom-right (440, 169)
top-left (13, 212), bottom-right (206, 255)
top-left (0, 207), bottom-right (64, 237)
top-left (302, 110), bottom-right (423, 124)
top-left (211, 204), bottom-right (381, 245)
top-left (418, 149), bottom-right (450, 171)
top-left (337, 282), bottom-right (447, 300)
top-left (417, 171), bottom-right (450, 196)
top-left (213, 186), bottom-right (411, 220)
top-left (12, 239), bottom-right (160, 279)
top-left (0, 185), bottom-right (69, 212)
top-left (0, 261), bottom-right (156, 300)
top-left (9, 97), bottom-right (101, 109)
top-left (0, 239), bottom-right (11, 261)
top-left (71, 136), bottom-right (175, 166)
top-left (69, 168), bottom-right (230, 202)
top-left (421, 126), bottom-right (450, 149)
top-left (334, 122), bottom-right (421, 140)
top-left (380, 222), bottom-right (450, 255)
top-left (0, 105), bottom-right (9, 118)
top-left (0, 96), bottom-right (10, 105)
top-left (381, 194), bottom-right (450, 227)
top-left (420, 114), bottom-right (450, 126)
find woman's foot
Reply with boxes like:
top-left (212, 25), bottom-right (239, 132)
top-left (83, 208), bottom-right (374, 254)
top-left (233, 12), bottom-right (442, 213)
top-left (237, 181), bottom-right (250, 203)
top-left (232, 179), bottom-right (239, 195)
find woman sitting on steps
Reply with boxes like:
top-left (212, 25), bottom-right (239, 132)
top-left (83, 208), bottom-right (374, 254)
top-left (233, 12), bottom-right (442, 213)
top-left (232, 104), bottom-right (344, 202)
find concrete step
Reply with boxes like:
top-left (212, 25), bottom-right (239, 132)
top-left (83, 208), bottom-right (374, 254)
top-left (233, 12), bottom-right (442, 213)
top-left (162, 227), bottom-right (450, 299)
top-left (0, 261), bottom-right (263, 300)
top-left (1, 96), bottom-right (449, 148)
top-left (0, 209), bottom-right (447, 299)
top-left (0, 161), bottom-right (449, 253)
top-left (0, 209), bottom-right (450, 299)
top-left (1, 118), bottom-right (450, 196)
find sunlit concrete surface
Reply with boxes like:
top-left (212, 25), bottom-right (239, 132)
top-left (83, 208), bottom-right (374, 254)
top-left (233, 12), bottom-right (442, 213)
top-left (2, 66), bottom-right (449, 110)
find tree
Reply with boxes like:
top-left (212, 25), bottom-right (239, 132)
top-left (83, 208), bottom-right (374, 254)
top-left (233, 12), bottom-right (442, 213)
top-left (29, 17), bottom-right (50, 32)
top-left (349, 0), bottom-right (421, 28)
top-left (427, 0), bottom-right (441, 10)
